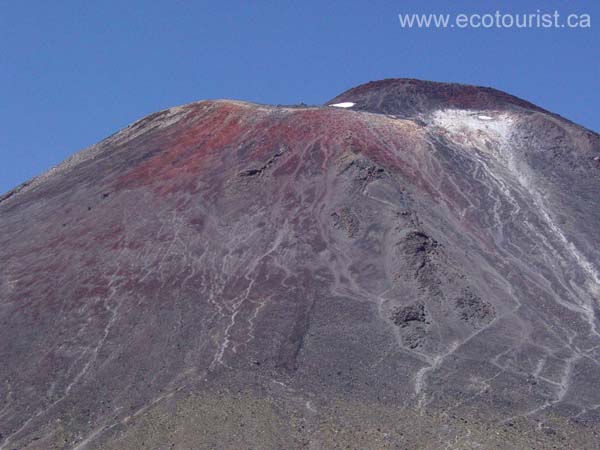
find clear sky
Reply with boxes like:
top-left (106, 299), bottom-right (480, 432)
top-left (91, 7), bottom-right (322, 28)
top-left (1, 0), bottom-right (598, 194)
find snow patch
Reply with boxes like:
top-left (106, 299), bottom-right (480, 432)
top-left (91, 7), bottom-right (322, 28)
top-left (431, 109), bottom-right (514, 156)
top-left (329, 102), bottom-right (355, 108)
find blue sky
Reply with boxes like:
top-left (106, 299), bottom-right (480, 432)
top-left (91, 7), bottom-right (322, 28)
top-left (1, 0), bottom-right (598, 194)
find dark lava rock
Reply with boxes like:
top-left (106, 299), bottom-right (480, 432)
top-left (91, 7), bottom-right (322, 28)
top-left (456, 289), bottom-right (495, 326)
top-left (392, 303), bottom-right (428, 327)
top-left (331, 207), bottom-right (360, 238)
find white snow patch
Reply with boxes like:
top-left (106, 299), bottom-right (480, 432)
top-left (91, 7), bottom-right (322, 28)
top-left (329, 102), bottom-right (355, 108)
top-left (431, 109), bottom-right (514, 156)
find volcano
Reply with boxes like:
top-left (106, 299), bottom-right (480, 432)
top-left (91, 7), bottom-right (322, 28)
top-left (1, 79), bottom-right (600, 449)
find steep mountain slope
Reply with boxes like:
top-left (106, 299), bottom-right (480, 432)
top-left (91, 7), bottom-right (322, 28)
top-left (1, 79), bottom-right (600, 449)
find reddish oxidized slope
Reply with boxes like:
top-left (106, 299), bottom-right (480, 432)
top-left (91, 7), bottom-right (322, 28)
top-left (116, 102), bottom-right (425, 194)
top-left (1, 80), bottom-right (600, 449)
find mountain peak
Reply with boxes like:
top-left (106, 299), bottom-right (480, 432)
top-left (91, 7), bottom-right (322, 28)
top-left (327, 78), bottom-right (548, 118)
top-left (2, 79), bottom-right (600, 449)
